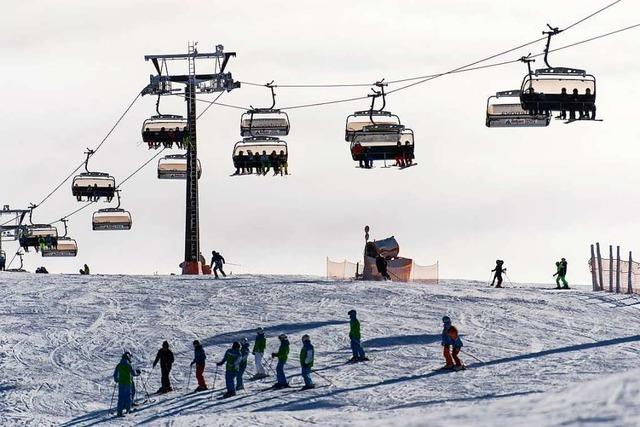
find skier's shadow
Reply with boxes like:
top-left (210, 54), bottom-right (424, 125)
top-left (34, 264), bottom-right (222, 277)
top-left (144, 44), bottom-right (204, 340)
top-left (362, 333), bottom-right (440, 348)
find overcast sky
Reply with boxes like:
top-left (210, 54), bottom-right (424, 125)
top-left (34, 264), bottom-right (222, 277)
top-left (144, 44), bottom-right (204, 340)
top-left (1, 1), bottom-right (639, 284)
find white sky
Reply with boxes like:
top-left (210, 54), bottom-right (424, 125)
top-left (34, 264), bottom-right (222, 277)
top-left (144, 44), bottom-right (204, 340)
top-left (1, 0), bottom-right (639, 284)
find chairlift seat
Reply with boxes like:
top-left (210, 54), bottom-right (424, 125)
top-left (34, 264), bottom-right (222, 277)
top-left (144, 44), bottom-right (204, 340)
top-left (41, 237), bottom-right (78, 257)
top-left (345, 111), bottom-right (401, 141)
top-left (19, 225), bottom-right (59, 249)
top-left (486, 90), bottom-right (550, 127)
top-left (232, 137), bottom-right (288, 172)
top-left (72, 173), bottom-right (116, 200)
top-left (520, 70), bottom-right (596, 113)
top-left (142, 115), bottom-right (188, 144)
top-left (350, 130), bottom-right (415, 162)
top-left (157, 155), bottom-right (202, 180)
top-left (92, 208), bottom-right (132, 231)
top-left (240, 109), bottom-right (290, 137)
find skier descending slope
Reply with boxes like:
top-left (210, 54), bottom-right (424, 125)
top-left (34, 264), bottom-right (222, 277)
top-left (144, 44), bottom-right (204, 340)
top-left (491, 260), bottom-right (506, 288)
top-left (113, 352), bottom-right (139, 417)
top-left (447, 326), bottom-right (466, 371)
top-left (271, 334), bottom-right (290, 389)
top-left (252, 327), bottom-right (268, 379)
top-left (190, 340), bottom-right (208, 392)
top-left (152, 341), bottom-right (175, 393)
top-left (441, 316), bottom-right (454, 369)
top-left (216, 342), bottom-right (241, 398)
top-left (300, 334), bottom-right (315, 390)
top-left (236, 338), bottom-right (250, 390)
top-left (348, 310), bottom-right (368, 363)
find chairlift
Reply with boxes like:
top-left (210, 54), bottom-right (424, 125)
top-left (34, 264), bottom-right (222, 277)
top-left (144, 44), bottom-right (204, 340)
top-left (345, 81), bottom-right (402, 141)
top-left (232, 137), bottom-right (288, 176)
top-left (92, 190), bottom-right (132, 231)
top-left (142, 115), bottom-right (188, 149)
top-left (350, 129), bottom-right (415, 167)
top-left (240, 82), bottom-right (290, 137)
top-left (519, 26), bottom-right (597, 121)
top-left (72, 150), bottom-right (117, 202)
top-left (41, 219), bottom-right (77, 257)
top-left (486, 90), bottom-right (550, 127)
top-left (18, 205), bottom-right (58, 251)
top-left (157, 154), bottom-right (202, 180)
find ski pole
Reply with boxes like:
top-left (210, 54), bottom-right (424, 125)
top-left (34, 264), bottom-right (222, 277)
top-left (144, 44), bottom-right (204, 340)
top-left (109, 383), bottom-right (116, 414)
top-left (140, 373), bottom-right (151, 401)
top-left (185, 365), bottom-right (193, 394)
top-left (311, 369), bottom-right (334, 386)
top-left (487, 272), bottom-right (494, 286)
top-left (209, 365), bottom-right (219, 400)
top-left (505, 273), bottom-right (514, 287)
top-left (461, 349), bottom-right (484, 364)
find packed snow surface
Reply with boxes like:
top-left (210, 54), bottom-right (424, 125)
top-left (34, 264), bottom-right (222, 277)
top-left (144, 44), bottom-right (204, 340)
top-left (1, 273), bottom-right (640, 426)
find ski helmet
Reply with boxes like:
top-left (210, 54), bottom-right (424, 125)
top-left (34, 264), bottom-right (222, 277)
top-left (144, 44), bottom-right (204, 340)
top-left (301, 334), bottom-right (310, 342)
top-left (257, 327), bottom-right (264, 334)
top-left (242, 337), bottom-right (248, 344)
top-left (232, 341), bottom-right (240, 349)
top-left (442, 316), bottom-right (451, 323)
top-left (348, 309), bottom-right (357, 317)
top-left (123, 351), bottom-right (132, 361)
top-left (193, 340), bottom-right (200, 346)
top-left (162, 341), bottom-right (169, 349)
top-left (278, 334), bottom-right (287, 340)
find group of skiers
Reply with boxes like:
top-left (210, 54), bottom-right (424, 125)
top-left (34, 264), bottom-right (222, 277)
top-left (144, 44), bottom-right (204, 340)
top-left (111, 310), bottom-right (370, 416)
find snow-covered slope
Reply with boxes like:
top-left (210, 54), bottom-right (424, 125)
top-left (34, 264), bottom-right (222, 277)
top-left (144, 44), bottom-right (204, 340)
top-left (1, 273), bottom-right (639, 426)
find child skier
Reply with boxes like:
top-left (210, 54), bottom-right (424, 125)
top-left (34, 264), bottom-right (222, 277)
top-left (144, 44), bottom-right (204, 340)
top-left (447, 326), bottom-right (465, 371)
top-left (300, 334), bottom-right (315, 390)
top-left (441, 316), bottom-right (454, 369)
top-left (112, 352), bottom-right (139, 417)
top-left (271, 334), bottom-right (290, 389)
top-left (216, 342), bottom-right (241, 398)
top-left (236, 338), bottom-right (250, 390)
top-left (348, 309), bottom-right (368, 362)
top-left (491, 260), bottom-right (506, 288)
top-left (252, 327), bottom-right (268, 379)
top-left (190, 340), bottom-right (207, 392)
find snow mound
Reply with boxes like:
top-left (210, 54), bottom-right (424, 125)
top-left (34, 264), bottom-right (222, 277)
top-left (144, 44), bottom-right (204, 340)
top-left (1, 273), bottom-right (639, 426)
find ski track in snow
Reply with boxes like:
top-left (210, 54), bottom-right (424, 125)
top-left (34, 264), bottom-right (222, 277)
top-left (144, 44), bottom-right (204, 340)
top-left (1, 274), bottom-right (640, 426)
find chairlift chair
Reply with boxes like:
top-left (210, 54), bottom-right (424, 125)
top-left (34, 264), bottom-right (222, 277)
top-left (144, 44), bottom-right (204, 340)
top-left (232, 137), bottom-right (288, 175)
top-left (240, 82), bottom-right (290, 137)
top-left (42, 219), bottom-right (77, 257)
top-left (157, 154), bottom-right (202, 180)
top-left (91, 190), bottom-right (132, 231)
top-left (345, 111), bottom-right (402, 141)
top-left (486, 90), bottom-right (550, 127)
top-left (71, 150), bottom-right (117, 202)
top-left (18, 225), bottom-right (59, 250)
top-left (350, 129), bottom-right (415, 165)
top-left (141, 115), bottom-right (188, 149)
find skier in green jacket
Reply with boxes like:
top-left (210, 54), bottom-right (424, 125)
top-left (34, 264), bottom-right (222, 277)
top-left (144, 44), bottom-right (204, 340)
top-left (216, 342), bottom-right (242, 398)
top-left (252, 327), bottom-right (267, 379)
top-left (271, 334), bottom-right (290, 389)
top-left (113, 352), bottom-right (140, 417)
top-left (300, 334), bottom-right (315, 390)
top-left (348, 310), bottom-right (367, 363)
top-left (553, 259), bottom-right (569, 289)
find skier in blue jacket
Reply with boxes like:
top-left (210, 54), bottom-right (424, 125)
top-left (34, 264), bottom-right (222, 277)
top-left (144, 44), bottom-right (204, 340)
top-left (190, 340), bottom-right (207, 392)
top-left (216, 342), bottom-right (242, 398)
top-left (271, 334), bottom-right (290, 389)
top-left (300, 334), bottom-right (315, 390)
top-left (447, 325), bottom-right (465, 371)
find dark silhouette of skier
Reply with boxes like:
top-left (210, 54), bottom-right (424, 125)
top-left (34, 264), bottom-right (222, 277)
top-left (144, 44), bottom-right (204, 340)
top-left (153, 341), bottom-right (175, 393)
top-left (491, 260), bottom-right (506, 288)
top-left (375, 254), bottom-right (391, 281)
top-left (211, 251), bottom-right (226, 279)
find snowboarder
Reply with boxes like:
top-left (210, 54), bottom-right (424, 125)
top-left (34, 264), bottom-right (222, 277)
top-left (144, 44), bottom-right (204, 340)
top-left (271, 334), bottom-right (290, 389)
top-left (447, 326), bottom-right (465, 370)
top-left (113, 352), bottom-right (140, 417)
top-left (375, 254), bottom-right (391, 281)
top-left (441, 316), bottom-right (454, 369)
top-left (0, 252), bottom-right (5, 271)
top-left (252, 327), bottom-right (268, 379)
top-left (348, 310), bottom-right (367, 362)
top-left (491, 260), bottom-right (506, 287)
top-left (216, 342), bottom-right (241, 398)
top-left (152, 341), bottom-right (175, 393)
top-left (236, 338), bottom-right (250, 390)
top-left (300, 334), bottom-right (315, 390)
top-left (190, 340), bottom-right (207, 392)
top-left (211, 251), bottom-right (227, 279)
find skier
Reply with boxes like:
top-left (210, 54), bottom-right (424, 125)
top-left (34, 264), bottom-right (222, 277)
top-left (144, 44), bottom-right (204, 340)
top-left (271, 334), bottom-right (290, 389)
top-left (447, 326), bottom-right (465, 370)
top-left (79, 264), bottom-right (90, 275)
top-left (300, 334), bottom-right (315, 390)
top-left (211, 251), bottom-right (227, 279)
top-left (375, 253), bottom-right (391, 281)
top-left (0, 252), bottom-right (5, 271)
top-left (553, 258), bottom-right (569, 289)
top-left (152, 341), bottom-right (175, 393)
top-left (441, 316), bottom-right (454, 369)
top-left (252, 327), bottom-right (268, 379)
top-left (190, 340), bottom-right (208, 392)
top-left (348, 310), bottom-right (367, 362)
top-left (113, 352), bottom-right (140, 417)
top-left (216, 342), bottom-right (241, 398)
top-left (491, 260), bottom-right (506, 288)
top-left (236, 338), bottom-right (250, 391)
top-left (37, 236), bottom-right (46, 253)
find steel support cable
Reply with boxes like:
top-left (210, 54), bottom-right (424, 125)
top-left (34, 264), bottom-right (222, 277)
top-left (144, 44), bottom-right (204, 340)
top-left (34, 92), bottom-right (142, 209)
top-left (238, 0), bottom-right (625, 89)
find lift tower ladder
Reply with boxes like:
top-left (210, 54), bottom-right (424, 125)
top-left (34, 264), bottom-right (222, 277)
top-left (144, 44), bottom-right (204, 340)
top-left (142, 43), bottom-right (240, 274)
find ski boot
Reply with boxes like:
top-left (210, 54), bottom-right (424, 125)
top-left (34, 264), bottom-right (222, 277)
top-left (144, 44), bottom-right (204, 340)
top-left (453, 365), bottom-right (467, 372)
top-left (194, 385), bottom-right (208, 392)
top-left (358, 356), bottom-right (370, 362)
top-left (222, 391), bottom-right (236, 399)
top-left (347, 356), bottom-right (359, 364)
top-left (301, 384), bottom-right (316, 391)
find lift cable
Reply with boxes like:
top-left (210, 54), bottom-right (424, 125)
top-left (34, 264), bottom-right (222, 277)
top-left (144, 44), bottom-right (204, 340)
top-left (238, 0), bottom-right (625, 90)
top-left (33, 92), bottom-right (142, 210)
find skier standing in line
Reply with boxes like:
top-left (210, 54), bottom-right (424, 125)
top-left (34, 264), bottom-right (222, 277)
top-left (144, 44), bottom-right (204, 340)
top-left (300, 334), bottom-right (315, 390)
top-left (0, 252), bottom-right (5, 271)
top-left (375, 253), bottom-right (391, 281)
top-left (447, 325), bottom-right (466, 371)
top-left (190, 340), bottom-right (208, 392)
top-left (441, 316), bottom-right (454, 369)
top-left (216, 342), bottom-right (241, 398)
top-left (113, 352), bottom-right (139, 417)
top-left (236, 338), bottom-right (250, 391)
top-left (491, 260), bottom-right (506, 288)
top-left (271, 334), bottom-right (290, 389)
top-left (252, 327), bottom-right (268, 379)
top-left (211, 251), bottom-right (227, 279)
top-left (152, 341), bottom-right (175, 393)
top-left (348, 310), bottom-right (368, 362)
